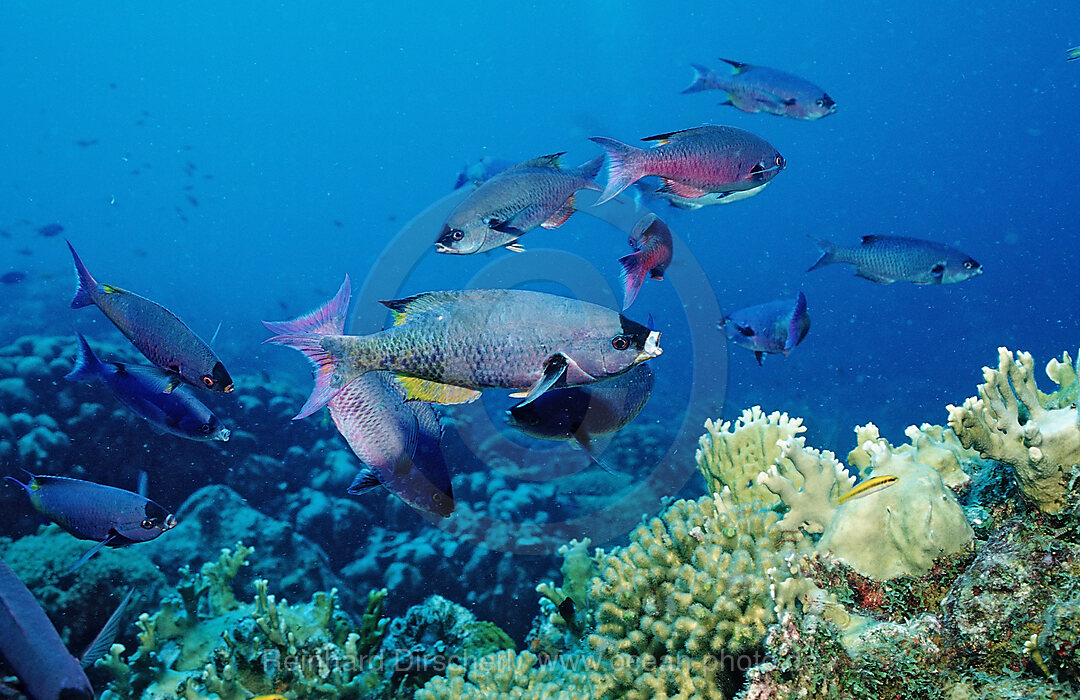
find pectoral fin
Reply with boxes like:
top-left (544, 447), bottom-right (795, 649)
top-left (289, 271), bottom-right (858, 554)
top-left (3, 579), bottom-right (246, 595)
top-left (505, 243), bottom-right (526, 253)
top-left (929, 262), bottom-right (946, 282)
top-left (657, 179), bottom-right (711, 199)
top-left (68, 535), bottom-right (117, 574)
top-left (347, 467), bottom-right (383, 496)
top-left (510, 354), bottom-right (568, 406)
top-left (541, 194), bottom-right (576, 229)
top-left (162, 375), bottom-right (183, 393)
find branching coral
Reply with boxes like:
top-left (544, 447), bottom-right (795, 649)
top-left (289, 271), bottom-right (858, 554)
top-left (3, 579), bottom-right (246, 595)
top-left (695, 407), bottom-right (806, 506)
top-left (948, 347), bottom-right (1080, 514)
top-left (415, 649), bottom-right (597, 699)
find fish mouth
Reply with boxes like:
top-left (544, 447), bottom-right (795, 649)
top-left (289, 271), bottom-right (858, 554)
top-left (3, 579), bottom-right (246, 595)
top-left (218, 427), bottom-right (231, 442)
top-left (635, 330), bottom-right (663, 363)
top-left (164, 514), bottom-right (178, 530)
top-left (435, 242), bottom-right (455, 254)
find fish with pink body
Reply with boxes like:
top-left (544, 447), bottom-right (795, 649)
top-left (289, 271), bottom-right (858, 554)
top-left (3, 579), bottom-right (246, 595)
top-left (263, 277), bottom-right (454, 517)
top-left (589, 125), bottom-right (785, 206)
top-left (619, 213), bottom-right (673, 310)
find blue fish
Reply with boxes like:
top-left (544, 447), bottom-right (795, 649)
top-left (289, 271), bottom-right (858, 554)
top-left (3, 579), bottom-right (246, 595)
top-left (453, 156), bottom-right (515, 189)
top-left (721, 292), bottom-right (810, 365)
top-left (65, 333), bottom-right (230, 442)
top-left (1, 271), bottom-right (27, 285)
top-left (6, 473), bottom-right (177, 570)
top-left (36, 223), bottom-right (64, 237)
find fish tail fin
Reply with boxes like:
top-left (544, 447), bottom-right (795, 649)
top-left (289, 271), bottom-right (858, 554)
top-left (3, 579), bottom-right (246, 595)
top-left (64, 332), bottom-right (103, 381)
top-left (785, 292), bottom-right (809, 351)
top-left (682, 63), bottom-right (718, 93)
top-left (806, 235), bottom-right (837, 272)
top-left (453, 169), bottom-right (469, 189)
top-left (4, 475), bottom-right (31, 495)
top-left (262, 275), bottom-right (351, 336)
top-left (263, 333), bottom-right (353, 419)
top-left (576, 154), bottom-right (605, 191)
top-left (66, 240), bottom-right (97, 309)
top-left (618, 252), bottom-right (649, 310)
top-left (589, 136), bottom-right (646, 205)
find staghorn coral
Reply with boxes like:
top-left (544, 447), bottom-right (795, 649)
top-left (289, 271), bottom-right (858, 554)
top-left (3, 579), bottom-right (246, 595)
top-left (586, 492), bottom-right (800, 698)
top-left (948, 347), bottom-right (1080, 514)
top-left (695, 406), bottom-right (806, 506)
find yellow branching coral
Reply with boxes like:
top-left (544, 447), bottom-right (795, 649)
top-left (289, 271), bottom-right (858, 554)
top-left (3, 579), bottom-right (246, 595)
top-left (947, 347), bottom-right (1080, 514)
top-left (415, 649), bottom-right (596, 699)
top-left (695, 406), bottom-right (806, 506)
top-left (759, 437), bottom-right (854, 533)
top-left (847, 422), bottom-right (974, 491)
top-left (585, 492), bottom-right (799, 698)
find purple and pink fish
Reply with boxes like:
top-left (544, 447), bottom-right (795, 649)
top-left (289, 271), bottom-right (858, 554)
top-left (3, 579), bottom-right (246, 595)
top-left (618, 213), bottom-right (673, 310)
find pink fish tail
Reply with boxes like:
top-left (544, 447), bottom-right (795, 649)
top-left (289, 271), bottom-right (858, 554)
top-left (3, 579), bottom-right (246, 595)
top-left (262, 275), bottom-right (351, 336)
top-left (66, 241), bottom-right (97, 309)
top-left (263, 333), bottom-right (346, 419)
top-left (618, 251), bottom-right (649, 310)
top-left (589, 137), bottom-right (646, 205)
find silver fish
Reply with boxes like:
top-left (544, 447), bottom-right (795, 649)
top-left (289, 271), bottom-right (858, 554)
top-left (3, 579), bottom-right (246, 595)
top-left (808, 235), bottom-right (982, 284)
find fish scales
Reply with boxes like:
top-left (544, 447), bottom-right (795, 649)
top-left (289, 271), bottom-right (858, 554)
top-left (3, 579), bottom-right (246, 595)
top-left (329, 373), bottom-right (417, 469)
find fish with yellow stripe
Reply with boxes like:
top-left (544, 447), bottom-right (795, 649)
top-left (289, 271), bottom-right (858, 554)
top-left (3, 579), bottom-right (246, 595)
top-left (264, 288), bottom-right (662, 419)
top-left (834, 474), bottom-right (899, 505)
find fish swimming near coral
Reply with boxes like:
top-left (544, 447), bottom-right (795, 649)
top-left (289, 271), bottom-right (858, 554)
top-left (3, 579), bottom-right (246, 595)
top-left (453, 156), bottom-right (515, 190)
top-left (66, 241), bottom-right (234, 392)
top-left (589, 125), bottom-right (785, 206)
top-left (64, 333), bottom-right (231, 442)
top-left (834, 474), bottom-right (900, 505)
top-left (436, 153), bottom-right (603, 254)
top-left (264, 277), bottom-right (454, 517)
top-left (807, 235), bottom-right (983, 285)
top-left (721, 292), bottom-right (810, 365)
top-left (5, 473), bottom-right (177, 570)
top-left (683, 59), bottom-right (837, 120)
top-left (265, 288), bottom-right (662, 418)
top-left (506, 363), bottom-right (654, 462)
top-left (619, 213), bottom-right (673, 310)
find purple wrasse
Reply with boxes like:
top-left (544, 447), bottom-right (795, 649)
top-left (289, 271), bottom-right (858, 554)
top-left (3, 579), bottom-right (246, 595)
top-left (67, 241), bottom-right (233, 393)
top-left (722, 292), bottom-right (810, 365)
top-left (436, 153), bottom-right (603, 255)
top-left (684, 58), bottom-right (837, 120)
top-left (266, 276), bottom-right (453, 517)
top-left (265, 288), bottom-right (662, 419)
top-left (808, 235), bottom-right (983, 285)
top-left (589, 125), bottom-right (785, 205)
top-left (619, 213), bottom-right (673, 310)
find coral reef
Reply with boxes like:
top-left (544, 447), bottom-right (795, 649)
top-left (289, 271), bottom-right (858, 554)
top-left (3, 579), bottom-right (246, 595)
top-left (948, 347), bottom-right (1080, 514)
top-left (416, 649), bottom-right (596, 699)
top-left (98, 543), bottom-right (388, 699)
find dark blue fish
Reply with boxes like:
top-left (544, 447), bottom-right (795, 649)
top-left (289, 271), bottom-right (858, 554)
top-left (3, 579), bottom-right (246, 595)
top-left (65, 333), bottom-right (231, 442)
top-left (1, 271), bottom-right (27, 285)
top-left (506, 363), bottom-right (654, 461)
top-left (721, 292), bottom-right (810, 365)
top-left (453, 156), bottom-right (515, 189)
top-left (0, 557), bottom-right (94, 700)
top-left (6, 473), bottom-right (177, 570)
top-left (37, 223), bottom-right (64, 237)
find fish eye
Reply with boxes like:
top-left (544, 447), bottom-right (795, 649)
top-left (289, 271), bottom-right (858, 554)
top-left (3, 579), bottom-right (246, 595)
top-left (199, 423), bottom-right (211, 433)
top-left (450, 229), bottom-right (464, 242)
top-left (611, 335), bottom-right (631, 351)
top-left (140, 519), bottom-right (155, 529)
top-left (816, 98), bottom-right (825, 107)
top-left (775, 155), bottom-right (785, 168)
top-left (202, 375), bottom-right (215, 388)
top-left (963, 260), bottom-right (977, 269)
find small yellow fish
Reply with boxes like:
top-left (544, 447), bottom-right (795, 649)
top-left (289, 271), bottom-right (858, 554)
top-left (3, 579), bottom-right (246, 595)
top-left (250, 696), bottom-right (288, 700)
top-left (1069, 46), bottom-right (1080, 61)
top-left (834, 474), bottom-right (899, 505)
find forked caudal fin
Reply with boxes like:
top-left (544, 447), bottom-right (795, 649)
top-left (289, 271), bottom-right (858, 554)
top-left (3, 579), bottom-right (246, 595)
top-left (806, 235), bottom-right (837, 272)
top-left (682, 63), bottom-right (720, 93)
top-left (66, 240), bottom-right (98, 309)
top-left (262, 276), bottom-right (355, 419)
top-left (785, 292), bottom-right (808, 352)
top-left (588, 136), bottom-right (646, 206)
top-left (64, 332), bottom-right (105, 382)
top-left (618, 252), bottom-right (649, 310)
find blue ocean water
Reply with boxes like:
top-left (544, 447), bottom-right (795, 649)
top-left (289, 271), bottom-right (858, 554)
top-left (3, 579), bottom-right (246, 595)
top-left (1, 1), bottom-right (1079, 692)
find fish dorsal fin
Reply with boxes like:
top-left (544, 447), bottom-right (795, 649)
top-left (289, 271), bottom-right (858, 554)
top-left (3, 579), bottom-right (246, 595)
top-left (541, 194), bottom-right (576, 230)
top-left (719, 57), bottom-right (751, 73)
top-left (347, 467), bottom-right (383, 495)
top-left (397, 375), bottom-right (482, 404)
top-left (641, 126), bottom-right (710, 145)
top-left (380, 291), bottom-right (461, 326)
top-left (860, 235), bottom-right (884, 245)
top-left (512, 152), bottom-right (565, 170)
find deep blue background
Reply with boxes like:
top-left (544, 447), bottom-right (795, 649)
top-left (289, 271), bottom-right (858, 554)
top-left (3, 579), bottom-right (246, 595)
top-left (2, 1), bottom-right (1078, 452)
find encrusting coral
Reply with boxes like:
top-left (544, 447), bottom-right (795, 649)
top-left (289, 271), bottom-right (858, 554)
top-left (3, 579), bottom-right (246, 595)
top-left (948, 347), bottom-right (1080, 514)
